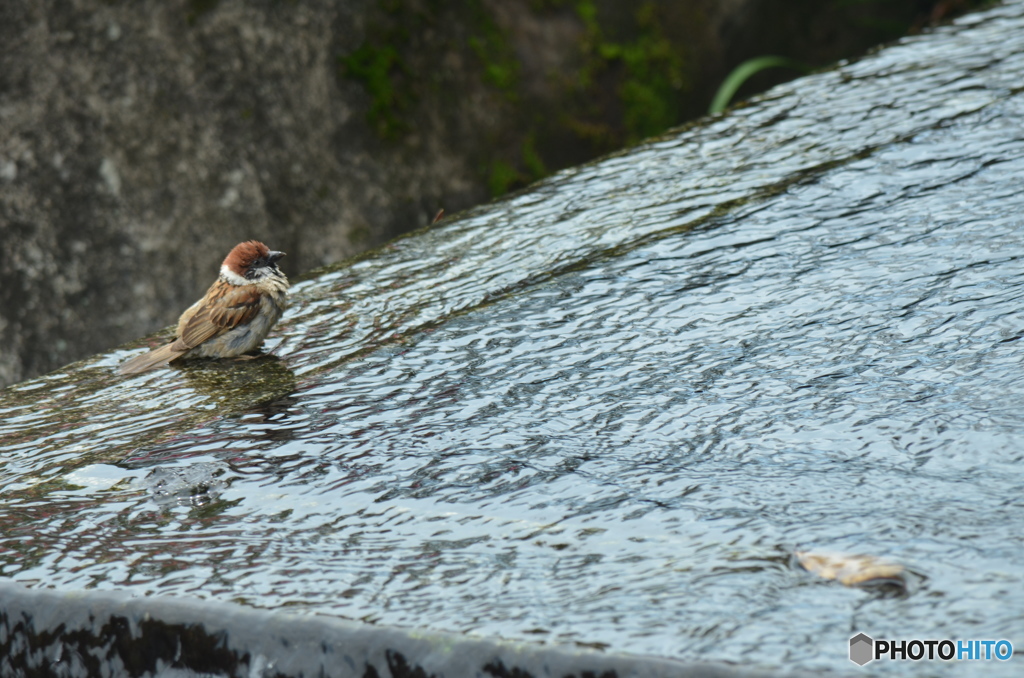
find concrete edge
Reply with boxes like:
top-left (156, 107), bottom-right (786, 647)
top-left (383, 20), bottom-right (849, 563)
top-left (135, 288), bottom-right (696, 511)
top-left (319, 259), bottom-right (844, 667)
top-left (0, 580), bottom-right (810, 678)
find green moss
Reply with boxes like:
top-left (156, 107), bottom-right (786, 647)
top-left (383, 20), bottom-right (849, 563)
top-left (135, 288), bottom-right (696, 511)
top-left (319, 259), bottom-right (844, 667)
top-left (573, 1), bottom-right (687, 142)
top-left (467, 25), bottom-right (519, 96)
top-left (339, 0), bottom-right (519, 142)
top-left (488, 160), bottom-right (522, 198)
top-left (575, 0), bottom-right (598, 23)
top-left (335, 0), bottom-right (691, 199)
top-left (483, 134), bottom-right (549, 198)
top-left (339, 43), bottom-right (410, 139)
top-left (520, 133), bottom-right (548, 180)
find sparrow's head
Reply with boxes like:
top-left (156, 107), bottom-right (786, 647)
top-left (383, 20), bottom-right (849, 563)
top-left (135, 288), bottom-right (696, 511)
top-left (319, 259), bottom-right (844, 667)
top-left (221, 240), bottom-right (286, 284)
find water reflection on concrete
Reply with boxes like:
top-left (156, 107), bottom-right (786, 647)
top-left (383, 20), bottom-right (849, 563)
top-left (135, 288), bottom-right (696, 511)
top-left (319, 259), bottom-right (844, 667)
top-left (2, 3), bottom-right (1024, 675)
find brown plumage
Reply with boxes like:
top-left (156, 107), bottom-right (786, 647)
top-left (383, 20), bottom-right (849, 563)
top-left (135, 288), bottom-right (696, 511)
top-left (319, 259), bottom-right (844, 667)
top-left (119, 240), bottom-right (289, 375)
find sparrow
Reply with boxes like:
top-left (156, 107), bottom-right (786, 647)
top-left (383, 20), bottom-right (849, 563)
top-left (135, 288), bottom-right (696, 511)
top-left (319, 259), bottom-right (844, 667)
top-left (119, 240), bottom-right (289, 375)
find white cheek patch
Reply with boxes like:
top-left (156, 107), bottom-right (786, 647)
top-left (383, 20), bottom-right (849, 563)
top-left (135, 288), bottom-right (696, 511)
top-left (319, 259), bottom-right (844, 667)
top-left (220, 265), bottom-right (249, 286)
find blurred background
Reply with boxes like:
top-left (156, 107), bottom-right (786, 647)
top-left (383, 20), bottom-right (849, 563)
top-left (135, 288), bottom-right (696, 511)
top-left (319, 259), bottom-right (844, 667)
top-left (0, 0), bottom-right (991, 389)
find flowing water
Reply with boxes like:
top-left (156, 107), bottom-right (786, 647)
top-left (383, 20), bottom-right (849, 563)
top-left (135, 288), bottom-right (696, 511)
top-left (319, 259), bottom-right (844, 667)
top-left (3, 3), bottom-right (1024, 675)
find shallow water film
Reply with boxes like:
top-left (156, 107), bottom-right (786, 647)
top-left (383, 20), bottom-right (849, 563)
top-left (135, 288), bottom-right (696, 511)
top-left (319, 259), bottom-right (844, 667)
top-left (3, 3), bottom-right (1024, 675)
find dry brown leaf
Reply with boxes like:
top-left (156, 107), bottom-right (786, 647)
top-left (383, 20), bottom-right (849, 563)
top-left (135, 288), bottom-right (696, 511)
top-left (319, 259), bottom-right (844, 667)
top-left (795, 550), bottom-right (908, 591)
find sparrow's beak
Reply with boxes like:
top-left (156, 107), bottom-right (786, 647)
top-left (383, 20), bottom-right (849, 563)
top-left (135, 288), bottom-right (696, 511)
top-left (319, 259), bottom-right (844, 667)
top-left (268, 251), bottom-right (285, 265)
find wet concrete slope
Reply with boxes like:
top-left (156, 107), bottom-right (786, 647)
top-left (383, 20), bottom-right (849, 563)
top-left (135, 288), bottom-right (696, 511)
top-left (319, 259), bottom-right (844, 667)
top-left (2, 2), bottom-right (1024, 676)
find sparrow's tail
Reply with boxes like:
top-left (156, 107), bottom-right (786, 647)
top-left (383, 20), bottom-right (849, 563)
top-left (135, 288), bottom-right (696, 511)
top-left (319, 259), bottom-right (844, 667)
top-left (118, 343), bottom-right (187, 375)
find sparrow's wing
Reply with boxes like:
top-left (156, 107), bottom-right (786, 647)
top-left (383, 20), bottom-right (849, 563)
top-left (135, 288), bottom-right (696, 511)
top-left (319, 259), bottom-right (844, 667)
top-left (171, 281), bottom-right (263, 350)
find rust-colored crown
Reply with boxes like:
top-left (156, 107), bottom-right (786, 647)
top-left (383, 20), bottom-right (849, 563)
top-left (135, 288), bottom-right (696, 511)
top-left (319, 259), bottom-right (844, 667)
top-left (222, 240), bottom-right (271, 275)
